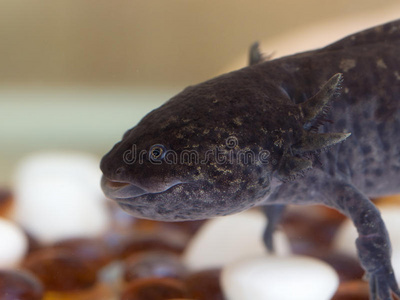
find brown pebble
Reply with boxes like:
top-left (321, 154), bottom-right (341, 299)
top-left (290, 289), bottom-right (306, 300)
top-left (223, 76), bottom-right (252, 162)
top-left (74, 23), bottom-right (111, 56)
top-left (331, 280), bottom-right (369, 300)
top-left (23, 248), bottom-right (97, 292)
top-left (185, 269), bottom-right (224, 300)
top-left (0, 189), bottom-right (10, 200)
top-left (0, 269), bottom-right (44, 300)
top-left (374, 194), bottom-right (400, 206)
top-left (42, 283), bottom-right (114, 300)
top-left (105, 231), bottom-right (187, 259)
top-left (51, 237), bottom-right (112, 271)
top-left (0, 189), bottom-right (13, 218)
top-left (121, 277), bottom-right (189, 300)
top-left (124, 251), bottom-right (187, 282)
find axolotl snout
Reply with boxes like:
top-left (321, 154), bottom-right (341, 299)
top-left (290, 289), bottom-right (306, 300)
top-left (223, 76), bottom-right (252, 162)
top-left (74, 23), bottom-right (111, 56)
top-left (101, 19), bottom-right (400, 299)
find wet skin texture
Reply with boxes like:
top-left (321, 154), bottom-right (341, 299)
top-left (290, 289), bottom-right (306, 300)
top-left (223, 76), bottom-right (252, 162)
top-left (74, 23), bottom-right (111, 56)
top-left (101, 20), bottom-right (400, 299)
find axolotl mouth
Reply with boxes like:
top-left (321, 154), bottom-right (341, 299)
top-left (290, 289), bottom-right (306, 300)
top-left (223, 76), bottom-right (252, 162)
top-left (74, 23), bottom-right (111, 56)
top-left (101, 175), bottom-right (208, 221)
top-left (100, 175), bottom-right (188, 205)
top-left (101, 176), bottom-right (149, 200)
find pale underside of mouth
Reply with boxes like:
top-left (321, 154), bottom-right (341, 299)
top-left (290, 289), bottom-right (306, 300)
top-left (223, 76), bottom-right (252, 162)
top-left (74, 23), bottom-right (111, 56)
top-left (101, 176), bottom-right (186, 201)
top-left (101, 176), bottom-right (148, 199)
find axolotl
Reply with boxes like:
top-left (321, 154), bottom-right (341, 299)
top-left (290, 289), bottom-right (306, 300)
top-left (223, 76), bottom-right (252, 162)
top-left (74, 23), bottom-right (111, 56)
top-left (101, 19), bottom-right (400, 299)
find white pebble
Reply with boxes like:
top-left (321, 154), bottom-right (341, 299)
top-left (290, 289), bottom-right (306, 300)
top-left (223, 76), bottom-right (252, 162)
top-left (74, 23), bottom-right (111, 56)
top-left (183, 209), bottom-right (290, 271)
top-left (334, 205), bottom-right (400, 282)
top-left (0, 218), bottom-right (28, 268)
top-left (13, 152), bottom-right (111, 243)
top-left (221, 255), bottom-right (339, 300)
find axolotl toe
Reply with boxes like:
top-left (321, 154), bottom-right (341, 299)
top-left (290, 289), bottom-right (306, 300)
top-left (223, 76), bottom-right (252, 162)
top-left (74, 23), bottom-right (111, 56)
top-left (101, 19), bottom-right (400, 299)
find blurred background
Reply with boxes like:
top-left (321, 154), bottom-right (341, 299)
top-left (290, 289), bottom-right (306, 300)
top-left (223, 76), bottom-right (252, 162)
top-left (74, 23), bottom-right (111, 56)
top-left (1, 0), bottom-right (399, 186)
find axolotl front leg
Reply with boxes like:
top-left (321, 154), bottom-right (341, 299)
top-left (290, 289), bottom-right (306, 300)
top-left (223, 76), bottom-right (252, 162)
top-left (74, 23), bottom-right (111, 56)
top-left (329, 181), bottom-right (400, 300)
top-left (271, 172), bottom-right (400, 300)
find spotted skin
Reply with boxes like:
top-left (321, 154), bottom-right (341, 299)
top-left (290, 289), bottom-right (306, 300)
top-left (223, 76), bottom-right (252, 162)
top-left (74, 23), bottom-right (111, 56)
top-left (101, 20), bottom-right (400, 299)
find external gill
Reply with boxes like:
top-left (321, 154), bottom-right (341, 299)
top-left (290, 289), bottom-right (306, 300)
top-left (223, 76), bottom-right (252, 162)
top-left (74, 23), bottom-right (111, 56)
top-left (277, 73), bottom-right (351, 180)
top-left (299, 73), bottom-right (343, 131)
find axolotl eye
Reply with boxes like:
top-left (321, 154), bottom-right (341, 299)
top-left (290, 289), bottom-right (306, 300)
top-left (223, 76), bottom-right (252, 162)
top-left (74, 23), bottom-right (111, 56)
top-left (149, 144), bottom-right (166, 161)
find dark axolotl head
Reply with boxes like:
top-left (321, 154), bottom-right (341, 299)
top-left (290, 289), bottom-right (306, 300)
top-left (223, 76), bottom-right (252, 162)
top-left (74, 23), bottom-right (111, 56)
top-left (100, 72), bottom-right (350, 221)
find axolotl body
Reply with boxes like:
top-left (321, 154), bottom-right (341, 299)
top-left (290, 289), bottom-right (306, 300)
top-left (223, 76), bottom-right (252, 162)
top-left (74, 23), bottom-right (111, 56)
top-left (101, 19), bottom-right (400, 299)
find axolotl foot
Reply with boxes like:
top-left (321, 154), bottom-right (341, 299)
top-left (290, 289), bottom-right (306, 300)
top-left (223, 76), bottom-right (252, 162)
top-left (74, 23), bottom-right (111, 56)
top-left (367, 265), bottom-right (400, 300)
top-left (357, 235), bottom-right (400, 300)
